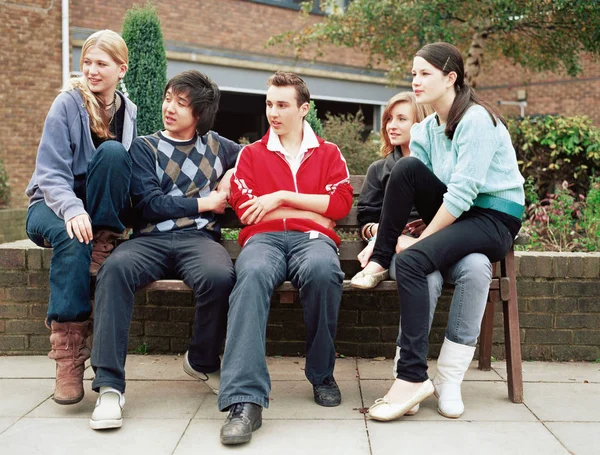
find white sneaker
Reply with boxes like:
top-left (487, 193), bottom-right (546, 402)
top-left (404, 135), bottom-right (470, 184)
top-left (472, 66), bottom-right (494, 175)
top-left (89, 387), bottom-right (125, 430)
top-left (183, 351), bottom-right (220, 395)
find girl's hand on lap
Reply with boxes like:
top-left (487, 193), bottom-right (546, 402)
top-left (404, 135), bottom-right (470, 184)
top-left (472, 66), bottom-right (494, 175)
top-left (357, 241), bottom-right (375, 268)
top-left (66, 214), bottom-right (93, 244)
top-left (403, 219), bottom-right (426, 236)
top-left (395, 234), bottom-right (418, 253)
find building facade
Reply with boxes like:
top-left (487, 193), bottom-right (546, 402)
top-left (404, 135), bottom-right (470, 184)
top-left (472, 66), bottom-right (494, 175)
top-left (1, 0), bottom-right (599, 208)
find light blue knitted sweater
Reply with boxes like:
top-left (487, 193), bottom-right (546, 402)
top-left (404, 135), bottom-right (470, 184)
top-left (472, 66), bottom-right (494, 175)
top-left (410, 105), bottom-right (525, 219)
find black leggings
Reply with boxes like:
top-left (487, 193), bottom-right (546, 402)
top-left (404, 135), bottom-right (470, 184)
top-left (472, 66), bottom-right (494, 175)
top-left (371, 157), bottom-right (520, 382)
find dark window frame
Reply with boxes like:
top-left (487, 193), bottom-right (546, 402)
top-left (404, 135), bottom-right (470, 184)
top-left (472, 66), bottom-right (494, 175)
top-left (245, 0), bottom-right (349, 15)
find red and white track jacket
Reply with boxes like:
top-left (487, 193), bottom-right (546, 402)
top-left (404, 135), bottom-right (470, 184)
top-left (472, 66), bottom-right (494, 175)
top-left (230, 125), bottom-right (353, 246)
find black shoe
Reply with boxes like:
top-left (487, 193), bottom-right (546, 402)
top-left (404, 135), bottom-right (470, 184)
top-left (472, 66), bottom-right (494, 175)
top-left (313, 376), bottom-right (342, 407)
top-left (220, 402), bottom-right (262, 445)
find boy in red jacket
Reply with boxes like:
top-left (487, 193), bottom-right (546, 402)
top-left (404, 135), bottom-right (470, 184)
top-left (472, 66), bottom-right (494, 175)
top-left (218, 72), bottom-right (353, 445)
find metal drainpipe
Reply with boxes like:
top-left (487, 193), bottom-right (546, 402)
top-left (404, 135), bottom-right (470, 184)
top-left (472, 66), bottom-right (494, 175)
top-left (62, 0), bottom-right (69, 87)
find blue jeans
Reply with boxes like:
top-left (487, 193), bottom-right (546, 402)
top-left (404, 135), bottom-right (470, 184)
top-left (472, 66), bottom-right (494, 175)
top-left (390, 252), bottom-right (492, 349)
top-left (91, 231), bottom-right (234, 393)
top-left (25, 141), bottom-right (132, 323)
top-left (218, 231), bottom-right (344, 411)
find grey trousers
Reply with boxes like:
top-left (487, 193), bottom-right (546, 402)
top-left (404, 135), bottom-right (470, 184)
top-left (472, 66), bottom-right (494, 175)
top-left (391, 252), bottom-right (492, 347)
top-left (218, 231), bottom-right (344, 411)
top-left (91, 230), bottom-right (234, 393)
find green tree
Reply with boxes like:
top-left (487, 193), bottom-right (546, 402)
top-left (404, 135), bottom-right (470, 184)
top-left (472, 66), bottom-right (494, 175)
top-left (306, 100), bottom-right (323, 136)
top-left (271, 0), bottom-right (600, 87)
top-left (0, 155), bottom-right (10, 208)
top-left (122, 2), bottom-right (167, 135)
top-left (322, 110), bottom-right (379, 174)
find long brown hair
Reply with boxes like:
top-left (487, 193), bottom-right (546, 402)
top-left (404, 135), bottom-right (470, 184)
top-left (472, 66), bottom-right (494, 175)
top-left (415, 42), bottom-right (504, 140)
top-left (63, 30), bottom-right (128, 140)
top-left (380, 92), bottom-right (433, 156)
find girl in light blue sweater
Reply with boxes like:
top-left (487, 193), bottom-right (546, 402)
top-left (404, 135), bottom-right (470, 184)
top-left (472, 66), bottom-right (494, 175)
top-left (353, 42), bottom-right (525, 422)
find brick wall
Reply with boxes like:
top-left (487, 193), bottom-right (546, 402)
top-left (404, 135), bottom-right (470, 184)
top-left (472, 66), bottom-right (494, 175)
top-left (0, 1), bottom-right (63, 209)
top-left (1, 241), bottom-right (598, 360)
top-left (0, 209), bottom-right (27, 244)
top-left (476, 55), bottom-right (600, 125)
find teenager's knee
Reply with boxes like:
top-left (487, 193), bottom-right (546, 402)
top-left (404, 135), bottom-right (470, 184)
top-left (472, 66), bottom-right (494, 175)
top-left (97, 140), bottom-right (130, 163)
top-left (453, 253), bottom-right (492, 287)
top-left (193, 263), bottom-right (235, 300)
top-left (394, 248), bottom-right (430, 280)
top-left (390, 156), bottom-right (424, 179)
top-left (90, 141), bottom-right (132, 175)
top-left (305, 256), bottom-right (343, 286)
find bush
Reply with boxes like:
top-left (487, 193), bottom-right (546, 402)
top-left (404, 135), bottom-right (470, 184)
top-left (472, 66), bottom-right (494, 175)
top-left (322, 110), bottom-right (379, 174)
top-left (508, 115), bottom-right (600, 200)
top-left (521, 177), bottom-right (600, 252)
top-left (122, 3), bottom-right (167, 135)
top-left (0, 156), bottom-right (10, 208)
top-left (580, 178), bottom-right (600, 251)
top-left (306, 101), bottom-right (323, 137)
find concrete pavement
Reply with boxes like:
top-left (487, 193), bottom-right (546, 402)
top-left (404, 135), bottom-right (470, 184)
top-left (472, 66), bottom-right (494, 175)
top-left (1, 355), bottom-right (599, 454)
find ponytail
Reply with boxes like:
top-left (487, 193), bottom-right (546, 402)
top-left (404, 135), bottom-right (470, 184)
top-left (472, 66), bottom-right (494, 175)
top-left (445, 86), bottom-right (505, 140)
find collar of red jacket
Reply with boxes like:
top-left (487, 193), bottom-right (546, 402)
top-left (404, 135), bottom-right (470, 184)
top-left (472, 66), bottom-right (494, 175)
top-left (261, 120), bottom-right (324, 151)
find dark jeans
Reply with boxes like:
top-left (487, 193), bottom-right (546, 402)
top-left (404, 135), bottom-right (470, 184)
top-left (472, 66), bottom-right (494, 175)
top-left (91, 230), bottom-right (234, 393)
top-left (372, 157), bottom-right (521, 382)
top-left (25, 141), bottom-right (132, 323)
top-left (218, 231), bottom-right (344, 411)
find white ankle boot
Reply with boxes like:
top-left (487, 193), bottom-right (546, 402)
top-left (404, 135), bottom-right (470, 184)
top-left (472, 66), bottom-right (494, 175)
top-left (90, 387), bottom-right (125, 430)
top-left (432, 338), bottom-right (475, 418)
top-left (392, 346), bottom-right (419, 416)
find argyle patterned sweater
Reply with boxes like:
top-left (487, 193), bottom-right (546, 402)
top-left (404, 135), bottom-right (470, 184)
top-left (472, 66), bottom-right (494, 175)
top-left (129, 130), bottom-right (241, 238)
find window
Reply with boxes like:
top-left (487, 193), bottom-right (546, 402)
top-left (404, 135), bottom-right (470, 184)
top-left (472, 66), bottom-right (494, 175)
top-left (247, 0), bottom-right (350, 15)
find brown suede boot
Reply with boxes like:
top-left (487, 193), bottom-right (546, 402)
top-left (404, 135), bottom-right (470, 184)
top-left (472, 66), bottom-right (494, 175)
top-left (90, 230), bottom-right (121, 275)
top-left (48, 320), bottom-right (92, 405)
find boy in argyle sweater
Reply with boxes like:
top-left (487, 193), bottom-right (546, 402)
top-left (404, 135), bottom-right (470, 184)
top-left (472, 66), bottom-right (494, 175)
top-left (89, 70), bottom-right (241, 430)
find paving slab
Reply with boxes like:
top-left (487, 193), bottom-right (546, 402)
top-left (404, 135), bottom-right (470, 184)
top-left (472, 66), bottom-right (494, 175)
top-left (357, 358), bottom-right (502, 381)
top-left (0, 417), bottom-right (19, 434)
top-left (494, 361), bottom-right (600, 383)
top-left (360, 379), bottom-right (537, 421)
top-left (0, 417), bottom-right (188, 455)
top-left (195, 379), bottom-right (362, 420)
top-left (523, 382), bottom-right (600, 422)
top-left (546, 422), bottom-right (600, 455)
top-left (267, 356), bottom-right (358, 381)
top-left (28, 380), bottom-right (208, 420)
top-left (174, 419), bottom-right (370, 455)
top-left (368, 421), bottom-right (568, 455)
top-left (0, 379), bottom-right (54, 417)
top-left (0, 356), bottom-right (94, 379)
top-left (123, 354), bottom-right (192, 381)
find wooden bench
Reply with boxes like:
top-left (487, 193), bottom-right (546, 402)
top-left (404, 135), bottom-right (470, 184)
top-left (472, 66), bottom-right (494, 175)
top-left (106, 175), bottom-right (525, 404)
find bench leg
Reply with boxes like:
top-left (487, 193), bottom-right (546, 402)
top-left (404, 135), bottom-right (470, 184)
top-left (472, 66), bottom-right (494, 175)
top-left (478, 301), bottom-right (494, 371)
top-left (502, 249), bottom-right (524, 403)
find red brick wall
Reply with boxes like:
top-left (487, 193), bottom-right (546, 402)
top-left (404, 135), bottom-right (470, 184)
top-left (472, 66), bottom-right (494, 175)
top-left (70, 0), bottom-right (374, 69)
top-left (0, 0), bottom-right (63, 208)
top-left (476, 55), bottom-right (600, 123)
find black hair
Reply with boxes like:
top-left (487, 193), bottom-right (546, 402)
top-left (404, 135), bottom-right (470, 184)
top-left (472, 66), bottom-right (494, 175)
top-left (416, 42), bottom-right (505, 140)
top-left (163, 70), bottom-right (221, 136)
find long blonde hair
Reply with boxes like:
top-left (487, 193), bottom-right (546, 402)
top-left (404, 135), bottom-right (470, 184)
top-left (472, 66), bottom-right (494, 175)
top-left (64, 30), bottom-right (128, 140)
top-left (380, 92), bottom-right (433, 157)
